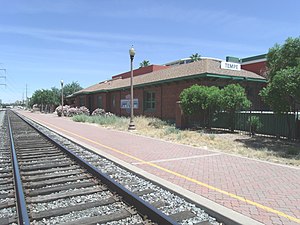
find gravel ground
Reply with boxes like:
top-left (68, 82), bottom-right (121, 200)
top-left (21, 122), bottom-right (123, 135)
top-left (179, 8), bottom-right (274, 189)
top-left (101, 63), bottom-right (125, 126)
top-left (0, 110), bottom-right (5, 126)
top-left (0, 110), bottom-right (17, 221)
top-left (31, 192), bottom-right (113, 213)
top-left (32, 202), bottom-right (128, 225)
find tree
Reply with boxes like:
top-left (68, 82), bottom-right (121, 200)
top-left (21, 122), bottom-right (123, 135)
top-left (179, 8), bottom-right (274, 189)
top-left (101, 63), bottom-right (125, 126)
top-left (260, 37), bottom-right (300, 139)
top-left (63, 81), bottom-right (83, 98)
top-left (29, 89), bottom-right (53, 112)
top-left (267, 37), bottom-right (300, 80)
top-left (179, 85), bottom-right (222, 128)
top-left (261, 66), bottom-right (300, 113)
top-left (190, 53), bottom-right (201, 62)
top-left (260, 66), bottom-right (300, 138)
top-left (29, 81), bottom-right (82, 110)
top-left (50, 87), bottom-right (61, 105)
top-left (139, 60), bottom-right (150, 68)
top-left (180, 85), bottom-right (209, 115)
top-left (221, 84), bottom-right (251, 132)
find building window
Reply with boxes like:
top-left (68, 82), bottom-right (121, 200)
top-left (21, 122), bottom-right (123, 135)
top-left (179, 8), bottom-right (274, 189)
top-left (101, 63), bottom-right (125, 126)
top-left (144, 91), bottom-right (156, 111)
top-left (97, 95), bottom-right (103, 109)
top-left (79, 96), bottom-right (85, 106)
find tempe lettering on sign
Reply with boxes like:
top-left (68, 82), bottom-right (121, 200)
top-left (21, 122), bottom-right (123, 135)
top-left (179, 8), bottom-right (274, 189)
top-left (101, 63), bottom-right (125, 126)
top-left (221, 61), bottom-right (241, 71)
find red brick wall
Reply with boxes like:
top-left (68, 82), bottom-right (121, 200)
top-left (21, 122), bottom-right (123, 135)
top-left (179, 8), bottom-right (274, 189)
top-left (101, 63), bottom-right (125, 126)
top-left (112, 65), bottom-right (168, 79)
top-left (242, 61), bottom-right (267, 78)
top-left (90, 93), bottom-right (107, 112)
top-left (74, 78), bottom-right (266, 120)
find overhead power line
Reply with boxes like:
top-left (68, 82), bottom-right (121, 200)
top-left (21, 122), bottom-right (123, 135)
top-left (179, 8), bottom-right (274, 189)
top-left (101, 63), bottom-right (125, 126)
top-left (0, 67), bottom-right (7, 87)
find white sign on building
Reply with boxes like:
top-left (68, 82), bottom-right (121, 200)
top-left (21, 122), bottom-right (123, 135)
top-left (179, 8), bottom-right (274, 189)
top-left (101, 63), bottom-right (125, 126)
top-left (221, 61), bottom-right (241, 71)
top-left (121, 99), bottom-right (138, 109)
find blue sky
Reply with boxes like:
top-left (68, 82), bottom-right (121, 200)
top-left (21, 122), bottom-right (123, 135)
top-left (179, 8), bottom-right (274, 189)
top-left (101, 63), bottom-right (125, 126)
top-left (0, 0), bottom-right (299, 103)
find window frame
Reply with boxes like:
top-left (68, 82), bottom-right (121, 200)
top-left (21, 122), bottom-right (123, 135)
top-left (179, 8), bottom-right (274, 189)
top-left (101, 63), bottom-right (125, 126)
top-left (79, 96), bottom-right (85, 106)
top-left (112, 94), bottom-right (116, 108)
top-left (97, 95), bottom-right (103, 109)
top-left (144, 91), bottom-right (156, 112)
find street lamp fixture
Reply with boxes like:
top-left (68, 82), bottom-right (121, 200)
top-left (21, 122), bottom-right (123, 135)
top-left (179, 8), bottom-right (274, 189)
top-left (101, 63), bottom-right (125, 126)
top-left (61, 80), bottom-right (64, 117)
top-left (128, 46), bottom-right (136, 131)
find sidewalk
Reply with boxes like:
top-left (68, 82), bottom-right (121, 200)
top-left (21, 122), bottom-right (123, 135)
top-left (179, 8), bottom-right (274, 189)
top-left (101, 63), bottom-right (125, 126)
top-left (18, 111), bottom-right (300, 225)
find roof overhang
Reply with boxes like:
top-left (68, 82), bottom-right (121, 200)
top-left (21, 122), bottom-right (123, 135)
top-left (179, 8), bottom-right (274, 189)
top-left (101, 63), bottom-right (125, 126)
top-left (70, 73), bottom-right (266, 97)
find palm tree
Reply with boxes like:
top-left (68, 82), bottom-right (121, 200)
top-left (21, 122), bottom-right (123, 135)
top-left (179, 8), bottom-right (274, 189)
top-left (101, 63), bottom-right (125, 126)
top-left (139, 60), bottom-right (150, 68)
top-left (190, 53), bottom-right (201, 62)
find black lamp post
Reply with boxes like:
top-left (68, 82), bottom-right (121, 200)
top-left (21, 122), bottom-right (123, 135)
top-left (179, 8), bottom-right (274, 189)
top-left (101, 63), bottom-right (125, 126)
top-left (128, 46), bottom-right (136, 131)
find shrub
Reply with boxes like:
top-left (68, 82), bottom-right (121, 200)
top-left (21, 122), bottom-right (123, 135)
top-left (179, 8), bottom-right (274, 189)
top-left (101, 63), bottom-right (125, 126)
top-left (79, 106), bottom-right (90, 116)
top-left (91, 108), bottom-right (115, 117)
top-left (248, 116), bottom-right (263, 135)
top-left (148, 118), bottom-right (168, 128)
top-left (55, 105), bottom-right (70, 116)
top-left (72, 114), bottom-right (89, 122)
top-left (67, 107), bottom-right (80, 117)
top-left (164, 126), bottom-right (180, 135)
top-left (55, 105), bottom-right (91, 117)
top-left (104, 112), bottom-right (115, 117)
top-left (92, 108), bottom-right (106, 116)
top-left (209, 134), bottom-right (216, 140)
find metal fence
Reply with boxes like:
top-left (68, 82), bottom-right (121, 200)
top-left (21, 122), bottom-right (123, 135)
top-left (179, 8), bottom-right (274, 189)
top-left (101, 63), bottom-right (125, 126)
top-left (188, 111), bottom-right (300, 140)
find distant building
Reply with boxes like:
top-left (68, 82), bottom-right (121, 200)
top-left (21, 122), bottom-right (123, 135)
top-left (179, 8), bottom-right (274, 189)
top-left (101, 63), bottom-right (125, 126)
top-left (68, 57), bottom-right (267, 122)
top-left (240, 54), bottom-right (267, 78)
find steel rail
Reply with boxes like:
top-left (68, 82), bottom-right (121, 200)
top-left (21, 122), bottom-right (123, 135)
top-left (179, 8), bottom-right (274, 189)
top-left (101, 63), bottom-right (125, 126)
top-left (7, 111), bottom-right (30, 225)
top-left (12, 111), bottom-right (179, 225)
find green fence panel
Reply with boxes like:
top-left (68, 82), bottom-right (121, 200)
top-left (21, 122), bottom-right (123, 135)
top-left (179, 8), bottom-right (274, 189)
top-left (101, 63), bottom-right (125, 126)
top-left (198, 111), bottom-right (297, 139)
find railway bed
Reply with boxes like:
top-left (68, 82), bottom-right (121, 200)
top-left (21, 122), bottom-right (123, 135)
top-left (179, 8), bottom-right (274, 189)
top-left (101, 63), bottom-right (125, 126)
top-left (0, 110), bottom-right (221, 225)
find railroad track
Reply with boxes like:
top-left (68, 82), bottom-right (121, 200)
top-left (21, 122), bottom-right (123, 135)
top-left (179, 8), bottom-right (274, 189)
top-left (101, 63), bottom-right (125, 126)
top-left (0, 110), bottom-right (221, 225)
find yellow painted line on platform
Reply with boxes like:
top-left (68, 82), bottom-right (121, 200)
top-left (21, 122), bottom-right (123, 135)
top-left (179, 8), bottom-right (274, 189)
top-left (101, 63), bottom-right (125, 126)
top-left (32, 117), bottom-right (300, 224)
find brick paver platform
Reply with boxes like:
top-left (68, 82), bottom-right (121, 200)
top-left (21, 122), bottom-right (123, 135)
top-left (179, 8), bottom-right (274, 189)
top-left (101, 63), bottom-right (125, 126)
top-left (17, 111), bottom-right (300, 225)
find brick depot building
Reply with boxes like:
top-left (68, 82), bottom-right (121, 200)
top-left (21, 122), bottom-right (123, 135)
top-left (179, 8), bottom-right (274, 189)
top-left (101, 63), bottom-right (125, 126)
top-left (69, 57), bottom-right (267, 122)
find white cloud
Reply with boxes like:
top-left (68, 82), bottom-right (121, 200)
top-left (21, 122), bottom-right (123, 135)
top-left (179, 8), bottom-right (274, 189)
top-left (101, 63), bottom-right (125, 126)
top-left (0, 24), bottom-right (266, 55)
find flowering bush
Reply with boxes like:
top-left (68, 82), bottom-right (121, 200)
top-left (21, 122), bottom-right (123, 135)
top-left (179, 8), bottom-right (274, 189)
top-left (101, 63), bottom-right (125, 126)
top-left (92, 108), bottom-right (114, 117)
top-left (67, 107), bottom-right (79, 117)
top-left (79, 106), bottom-right (90, 116)
top-left (56, 105), bottom-right (90, 117)
top-left (92, 108), bottom-right (106, 116)
top-left (55, 105), bottom-right (70, 116)
top-left (104, 112), bottom-right (115, 117)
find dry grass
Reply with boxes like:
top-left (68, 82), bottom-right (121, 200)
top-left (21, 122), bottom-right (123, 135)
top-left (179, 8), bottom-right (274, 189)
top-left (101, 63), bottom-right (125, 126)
top-left (73, 115), bottom-right (300, 167)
